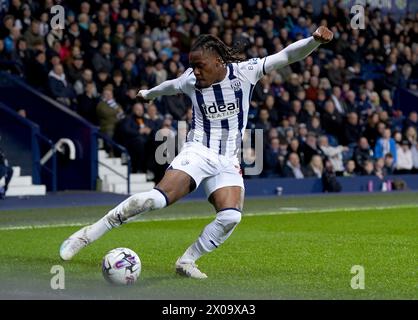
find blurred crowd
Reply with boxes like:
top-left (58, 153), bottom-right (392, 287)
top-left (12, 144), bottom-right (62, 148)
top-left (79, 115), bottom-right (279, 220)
top-left (0, 0), bottom-right (417, 181)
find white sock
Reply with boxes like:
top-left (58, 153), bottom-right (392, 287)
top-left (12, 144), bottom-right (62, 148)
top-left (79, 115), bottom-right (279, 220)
top-left (179, 209), bottom-right (242, 263)
top-left (105, 188), bottom-right (168, 228)
top-left (180, 241), bottom-right (208, 263)
top-left (83, 188), bottom-right (168, 242)
top-left (83, 217), bottom-right (111, 242)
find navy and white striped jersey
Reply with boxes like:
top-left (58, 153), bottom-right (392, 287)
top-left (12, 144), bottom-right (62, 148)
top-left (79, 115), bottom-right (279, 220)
top-left (142, 37), bottom-right (321, 159)
top-left (174, 58), bottom-right (267, 159)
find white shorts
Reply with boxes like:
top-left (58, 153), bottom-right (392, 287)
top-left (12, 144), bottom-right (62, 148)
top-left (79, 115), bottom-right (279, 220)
top-left (169, 142), bottom-right (244, 197)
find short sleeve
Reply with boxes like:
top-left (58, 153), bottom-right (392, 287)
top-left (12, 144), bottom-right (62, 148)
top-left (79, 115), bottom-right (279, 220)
top-left (237, 58), bottom-right (267, 85)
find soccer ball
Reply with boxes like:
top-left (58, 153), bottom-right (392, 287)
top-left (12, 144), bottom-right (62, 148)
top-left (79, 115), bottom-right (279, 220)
top-left (102, 248), bottom-right (141, 285)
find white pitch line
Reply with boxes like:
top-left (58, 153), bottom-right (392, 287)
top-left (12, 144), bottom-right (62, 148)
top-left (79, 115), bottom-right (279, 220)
top-left (0, 204), bottom-right (417, 231)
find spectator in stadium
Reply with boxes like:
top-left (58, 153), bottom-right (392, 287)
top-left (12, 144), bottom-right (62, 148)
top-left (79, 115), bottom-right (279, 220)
top-left (0, 15), bottom-right (14, 39)
top-left (299, 99), bottom-right (317, 124)
top-left (282, 152), bottom-right (305, 179)
top-left (363, 112), bottom-right (380, 147)
top-left (285, 73), bottom-right (303, 101)
top-left (300, 132), bottom-right (324, 166)
top-left (368, 92), bottom-right (381, 113)
top-left (380, 89), bottom-right (394, 114)
top-left (290, 17), bottom-right (310, 40)
top-left (321, 99), bottom-right (343, 143)
top-left (111, 70), bottom-right (127, 105)
top-left (353, 137), bottom-right (374, 170)
top-left (290, 99), bottom-right (303, 123)
top-left (395, 140), bottom-right (413, 174)
top-left (404, 111), bottom-right (418, 131)
top-left (344, 90), bottom-right (358, 114)
top-left (23, 20), bottom-right (44, 49)
top-left (282, 126), bottom-right (295, 145)
top-left (297, 123), bottom-right (308, 143)
top-left (95, 68), bottom-right (112, 93)
top-left (25, 49), bottom-right (49, 92)
top-left (398, 63), bottom-right (414, 89)
top-left (307, 116), bottom-right (323, 137)
top-left (11, 37), bottom-right (29, 76)
top-left (327, 57), bottom-right (343, 87)
top-left (263, 137), bottom-right (281, 178)
top-left (145, 102), bottom-right (164, 132)
top-left (48, 63), bottom-right (76, 108)
top-left (405, 126), bottom-right (417, 145)
top-left (3, 25), bottom-right (20, 55)
top-left (255, 108), bottom-right (272, 133)
top-left (330, 86), bottom-right (347, 115)
top-left (381, 63), bottom-right (400, 92)
top-left (288, 137), bottom-right (305, 165)
top-left (343, 160), bottom-right (356, 177)
top-left (46, 28), bottom-right (64, 50)
top-left (343, 112), bottom-right (362, 145)
top-left (287, 113), bottom-right (298, 134)
top-left (120, 58), bottom-right (138, 88)
top-left (275, 90), bottom-right (291, 120)
top-left (154, 59), bottom-right (168, 85)
top-left (374, 128), bottom-right (397, 164)
top-left (0, 38), bottom-right (11, 71)
top-left (383, 153), bottom-right (395, 176)
top-left (318, 135), bottom-right (347, 175)
top-left (74, 68), bottom-right (96, 96)
top-left (393, 130), bottom-right (403, 146)
top-left (276, 140), bottom-right (290, 171)
top-left (77, 81), bottom-right (99, 124)
top-left (362, 160), bottom-right (375, 176)
top-left (161, 94), bottom-right (191, 121)
top-left (411, 140), bottom-right (418, 174)
top-left (114, 102), bottom-right (153, 174)
top-left (92, 42), bottom-right (113, 74)
top-left (0, 145), bottom-right (13, 199)
top-left (304, 155), bottom-right (324, 178)
top-left (96, 86), bottom-right (124, 140)
top-left (66, 54), bottom-right (85, 84)
top-left (322, 159), bottom-right (342, 193)
top-left (305, 76), bottom-right (319, 101)
top-left (378, 110), bottom-right (392, 129)
top-left (357, 90), bottom-right (374, 118)
top-left (264, 94), bottom-right (280, 126)
top-left (374, 158), bottom-right (386, 180)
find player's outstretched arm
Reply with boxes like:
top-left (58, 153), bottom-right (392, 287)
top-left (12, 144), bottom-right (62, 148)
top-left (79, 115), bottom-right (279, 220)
top-left (136, 78), bottom-right (183, 102)
top-left (137, 67), bottom-right (194, 101)
top-left (263, 26), bottom-right (333, 73)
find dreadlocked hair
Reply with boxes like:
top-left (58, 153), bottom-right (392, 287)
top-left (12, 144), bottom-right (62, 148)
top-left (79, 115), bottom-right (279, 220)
top-left (190, 34), bottom-right (247, 64)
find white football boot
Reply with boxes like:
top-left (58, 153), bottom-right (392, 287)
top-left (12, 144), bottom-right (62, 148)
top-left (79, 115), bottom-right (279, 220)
top-left (59, 225), bottom-right (92, 261)
top-left (175, 258), bottom-right (208, 279)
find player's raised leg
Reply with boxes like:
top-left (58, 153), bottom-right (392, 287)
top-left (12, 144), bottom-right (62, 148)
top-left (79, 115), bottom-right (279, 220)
top-left (175, 186), bottom-right (244, 279)
top-left (59, 169), bottom-right (194, 260)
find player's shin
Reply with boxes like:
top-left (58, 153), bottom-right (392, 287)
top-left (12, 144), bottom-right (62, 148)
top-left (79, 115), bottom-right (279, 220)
top-left (60, 188), bottom-right (169, 261)
top-left (179, 208), bottom-right (242, 263)
top-left (74, 188), bottom-right (167, 244)
top-left (104, 188), bottom-right (168, 228)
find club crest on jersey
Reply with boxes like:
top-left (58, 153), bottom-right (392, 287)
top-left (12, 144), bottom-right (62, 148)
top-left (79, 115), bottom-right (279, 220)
top-left (230, 79), bottom-right (242, 92)
top-left (181, 159), bottom-right (190, 166)
top-left (201, 99), bottom-right (240, 121)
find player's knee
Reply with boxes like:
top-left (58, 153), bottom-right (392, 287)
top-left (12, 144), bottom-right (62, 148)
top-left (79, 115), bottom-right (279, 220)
top-left (216, 209), bottom-right (242, 233)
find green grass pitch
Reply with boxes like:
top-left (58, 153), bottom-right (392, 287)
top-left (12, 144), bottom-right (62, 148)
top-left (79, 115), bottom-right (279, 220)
top-left (0, 193), bottom-right (417, 299)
